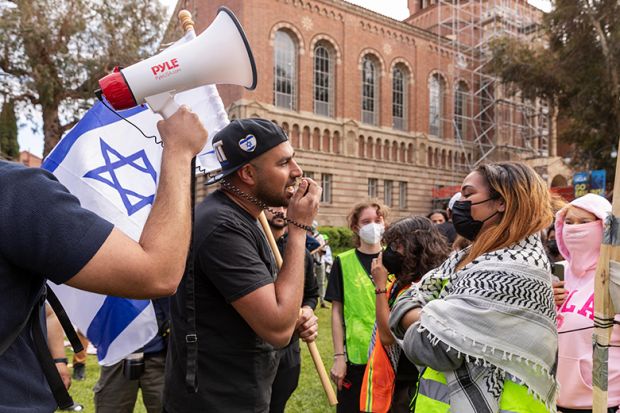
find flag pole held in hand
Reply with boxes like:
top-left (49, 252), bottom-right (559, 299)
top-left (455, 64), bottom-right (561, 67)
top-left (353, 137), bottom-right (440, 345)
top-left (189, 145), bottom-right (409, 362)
top-left (592, 143), bottom-right (620, 412)
top-left (257, 212), bottom-right (338, 406)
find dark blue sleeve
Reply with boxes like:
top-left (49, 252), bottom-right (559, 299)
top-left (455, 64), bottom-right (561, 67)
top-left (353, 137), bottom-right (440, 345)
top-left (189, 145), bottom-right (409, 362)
top-left (305, 234), bottom-right (321, 251)
top-left (0, 163), bottom-right (114, 284)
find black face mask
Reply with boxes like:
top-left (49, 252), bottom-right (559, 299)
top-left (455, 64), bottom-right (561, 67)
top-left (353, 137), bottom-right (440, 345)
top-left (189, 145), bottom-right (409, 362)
top-left (546, 239), bottom-right (559, 256)
top-left (451, 198), bottom-right (500, 241)
top-left (382, 245), bottom-right (404, 275)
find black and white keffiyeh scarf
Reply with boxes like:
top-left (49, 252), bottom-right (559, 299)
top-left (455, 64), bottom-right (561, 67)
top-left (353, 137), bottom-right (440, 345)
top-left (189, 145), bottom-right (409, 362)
top-left (390, 234), bottom-right (559, 412)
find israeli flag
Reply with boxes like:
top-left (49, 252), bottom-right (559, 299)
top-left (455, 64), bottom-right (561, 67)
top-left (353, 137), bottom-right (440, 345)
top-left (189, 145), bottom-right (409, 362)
top-left (42, 31), bottom-right (227, 365)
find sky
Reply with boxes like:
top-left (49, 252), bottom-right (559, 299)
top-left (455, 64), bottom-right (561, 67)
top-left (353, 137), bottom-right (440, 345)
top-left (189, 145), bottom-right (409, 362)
top-left (17, 0), bottom-right (552, 157)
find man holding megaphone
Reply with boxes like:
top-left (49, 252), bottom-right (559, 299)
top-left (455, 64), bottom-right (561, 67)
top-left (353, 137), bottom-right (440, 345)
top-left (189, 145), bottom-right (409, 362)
top-left (0, 108), bottom-right (208, 412)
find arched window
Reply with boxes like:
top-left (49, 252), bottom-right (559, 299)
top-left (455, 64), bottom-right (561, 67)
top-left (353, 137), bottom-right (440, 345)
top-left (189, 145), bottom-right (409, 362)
top-left (314, 43), bottom-right (334, 117)
top-left (273, 30), bottom-right (297, 110)
top-left (454, 81), bottom-right (468, 140)
top-left (361, 56), bottom-right (379, 125)
top-left (333, 131), bottom-right (341, 154)
top-left (358, 135), bottom-right (365, 158)
top-left (392, 66), bottom-right (407, 130)
top-left (429, 74), bottom-right (445, 137)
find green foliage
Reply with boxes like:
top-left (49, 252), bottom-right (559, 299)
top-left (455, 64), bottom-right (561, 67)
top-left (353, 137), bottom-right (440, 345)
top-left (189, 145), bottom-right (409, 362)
top-left (65, 306), bottom-right (338, 413)
top-left (0, 100), bottom-right (19, 159)
top-left (318, 226), bottom-right (354, 252)
top-left (0, 0), bottom-right (167, 154)
top-left (490, 0), bottom-right (620, 179)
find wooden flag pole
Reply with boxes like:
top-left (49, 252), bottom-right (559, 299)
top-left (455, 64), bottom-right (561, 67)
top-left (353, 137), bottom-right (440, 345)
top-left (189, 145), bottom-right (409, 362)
top-left (258, 212), bottom-right (338, 406)
top-left (592, 154), bottom-right (620, 411)
top-left (178, 9), bottom-right (195, 33)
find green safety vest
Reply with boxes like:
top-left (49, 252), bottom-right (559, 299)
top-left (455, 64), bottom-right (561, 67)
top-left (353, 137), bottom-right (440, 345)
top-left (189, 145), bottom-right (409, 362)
top-left (412, 367), bottom-right (550, 413)
top-left (340, 249), bottom-right (376, 365)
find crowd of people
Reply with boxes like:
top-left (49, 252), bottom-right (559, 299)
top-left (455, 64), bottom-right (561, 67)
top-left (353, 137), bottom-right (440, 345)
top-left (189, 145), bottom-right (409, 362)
top-left (1, 114), bottom-right (619, 413)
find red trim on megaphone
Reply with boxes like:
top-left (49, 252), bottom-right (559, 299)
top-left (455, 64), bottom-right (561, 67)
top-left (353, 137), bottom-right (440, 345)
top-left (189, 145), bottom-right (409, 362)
top-left (98, 67), bottom-right (138, 110)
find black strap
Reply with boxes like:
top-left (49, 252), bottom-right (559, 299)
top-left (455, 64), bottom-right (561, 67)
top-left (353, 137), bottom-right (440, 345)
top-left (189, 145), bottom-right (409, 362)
top-left (0, 284), bottom-right (45, 356)
top-left (45, 286), bottom-right (83, 354)
top-left (185, 158), bottom-right (199, 393)
top-left (30, 289), bottom-right (75, 409)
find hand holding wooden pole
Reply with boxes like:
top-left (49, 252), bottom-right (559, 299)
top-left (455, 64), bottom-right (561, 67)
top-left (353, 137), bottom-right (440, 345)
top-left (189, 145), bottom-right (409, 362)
top-left (258, 212), bottom-right (338, 406)
top-left (592, 142), bottom-right (620, 412)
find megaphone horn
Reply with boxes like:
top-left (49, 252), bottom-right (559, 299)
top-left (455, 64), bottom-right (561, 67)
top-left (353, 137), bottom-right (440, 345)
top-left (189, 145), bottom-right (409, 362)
top-left (98, 7), bottom-right (257, 117)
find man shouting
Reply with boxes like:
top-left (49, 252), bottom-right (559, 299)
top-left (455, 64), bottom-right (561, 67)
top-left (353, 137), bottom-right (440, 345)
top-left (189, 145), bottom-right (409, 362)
top-left (164, 119), bottom-right (321, 413)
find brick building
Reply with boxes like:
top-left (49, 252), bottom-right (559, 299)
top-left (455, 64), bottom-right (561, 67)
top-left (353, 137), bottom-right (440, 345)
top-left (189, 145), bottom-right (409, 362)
top-left (19, 151), bottom-right (42, 168)
top-left (169, 0), bottom-right (570, 226)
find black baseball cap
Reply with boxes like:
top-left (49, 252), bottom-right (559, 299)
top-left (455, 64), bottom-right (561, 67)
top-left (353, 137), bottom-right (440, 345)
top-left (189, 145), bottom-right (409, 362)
top-left (206, 118), bottom-right (289, 185)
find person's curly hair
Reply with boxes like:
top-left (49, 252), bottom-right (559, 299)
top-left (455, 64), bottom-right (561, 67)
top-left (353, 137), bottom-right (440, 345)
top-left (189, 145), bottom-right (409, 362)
top-left (347, 200), bottom-right (389, 247)
top-left (382, 216), bottom-right (451, 284)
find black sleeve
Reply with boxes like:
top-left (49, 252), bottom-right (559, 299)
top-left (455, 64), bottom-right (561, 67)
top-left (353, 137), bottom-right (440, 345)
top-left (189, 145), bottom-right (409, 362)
top-left (302, 250), bottom-right (319, 310)
top-left (0, 164), bottom-right (113, 284)
top-left (197, 222), bottom-right (274, 303)
top-left (324, 256), bottom-right (343, 303)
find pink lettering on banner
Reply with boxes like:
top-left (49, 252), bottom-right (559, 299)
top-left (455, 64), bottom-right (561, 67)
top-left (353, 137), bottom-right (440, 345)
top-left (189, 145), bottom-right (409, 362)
top-left (559, 290), bottom-right (578, 313)
top-left (576, 294), bottom-right (595, 320)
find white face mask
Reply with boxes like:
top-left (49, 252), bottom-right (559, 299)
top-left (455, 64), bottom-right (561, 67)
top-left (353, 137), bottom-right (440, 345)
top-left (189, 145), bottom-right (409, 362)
top-left (358, 222), bottom-right (384, 245)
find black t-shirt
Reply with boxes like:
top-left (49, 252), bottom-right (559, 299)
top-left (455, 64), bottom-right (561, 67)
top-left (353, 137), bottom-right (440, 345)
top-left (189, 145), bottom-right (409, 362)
top-left (324, 249), bottom-right (379, 304)
top-left (0, 161), bottom-right (113, 412)
top-left (165, 190), bottom-right (280, 413)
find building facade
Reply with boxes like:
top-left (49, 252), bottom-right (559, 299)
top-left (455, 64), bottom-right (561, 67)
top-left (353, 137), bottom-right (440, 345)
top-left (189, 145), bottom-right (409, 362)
top-left (170, 0), bottom-right (568, 226)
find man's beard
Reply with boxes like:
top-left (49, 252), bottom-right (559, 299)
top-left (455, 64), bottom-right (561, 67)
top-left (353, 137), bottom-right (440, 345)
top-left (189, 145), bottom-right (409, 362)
top-left (254, 178), bottom-right (291, 208)
top-left (269, 219), bottom-right (286, 230)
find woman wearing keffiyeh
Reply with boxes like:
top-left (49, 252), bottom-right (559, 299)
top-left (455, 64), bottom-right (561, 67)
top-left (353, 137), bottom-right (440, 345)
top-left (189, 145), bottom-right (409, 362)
top-left (389, 162), bottom-right (559, 413)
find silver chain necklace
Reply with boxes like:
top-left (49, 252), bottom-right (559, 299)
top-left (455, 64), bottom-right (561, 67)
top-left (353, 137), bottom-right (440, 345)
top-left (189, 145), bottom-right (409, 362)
top-left (220, 180), bottom-right (313, 232)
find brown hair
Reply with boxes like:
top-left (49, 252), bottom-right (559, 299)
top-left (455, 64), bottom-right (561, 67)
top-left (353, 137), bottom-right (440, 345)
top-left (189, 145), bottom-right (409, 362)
top-left (458, 162), bottom-right (553, 269)
top-left (383, 216), bottom-right (450, 284)
top-left (427, 209), bottom-right (449, 222)
top-left (549, 192), bottom-right (568, 214)
top-left (347, 199), bottom-right (389, 247)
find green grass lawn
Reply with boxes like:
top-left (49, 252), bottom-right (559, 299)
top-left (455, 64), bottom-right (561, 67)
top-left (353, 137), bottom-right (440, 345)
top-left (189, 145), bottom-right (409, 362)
top-left (63, 306), bottom-right (337, 412)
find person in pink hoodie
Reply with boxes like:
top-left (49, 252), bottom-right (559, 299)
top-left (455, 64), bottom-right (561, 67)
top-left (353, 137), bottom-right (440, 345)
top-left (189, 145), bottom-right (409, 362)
top-left (555, 193), bottom-right (620, 412)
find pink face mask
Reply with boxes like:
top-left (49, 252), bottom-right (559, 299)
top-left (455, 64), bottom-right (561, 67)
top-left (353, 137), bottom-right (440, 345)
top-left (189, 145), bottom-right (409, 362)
top-left (562, 220), bottom-right (603, 277)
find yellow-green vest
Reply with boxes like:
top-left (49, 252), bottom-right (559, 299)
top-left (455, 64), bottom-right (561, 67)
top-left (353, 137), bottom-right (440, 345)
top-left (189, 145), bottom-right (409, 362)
top-left (412, 367), bottom-right (550, 413)
top-left (340, 249), bottom-right (376, 365)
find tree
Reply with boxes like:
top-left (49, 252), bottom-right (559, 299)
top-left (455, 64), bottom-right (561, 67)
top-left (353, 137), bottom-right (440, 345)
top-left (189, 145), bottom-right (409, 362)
top-left (491, 0), bottom-right (620, 178)
top-left (0, 99), bottom-right (19, 159)
top-left (0, 0), bottom-right (166, 156)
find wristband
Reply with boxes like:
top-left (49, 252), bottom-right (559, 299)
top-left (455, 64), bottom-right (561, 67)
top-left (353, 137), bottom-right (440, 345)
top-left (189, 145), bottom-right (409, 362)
top-left (53, 357), bottom-right (68, 364)
top-left (375, 288), bottom-right (387, 294)
top-left (333, 353), bottom-right (345, 358)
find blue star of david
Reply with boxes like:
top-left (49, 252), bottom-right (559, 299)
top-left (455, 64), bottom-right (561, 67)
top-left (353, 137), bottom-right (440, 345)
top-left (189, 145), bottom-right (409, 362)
top-left (84, 139), bottom-right (158, 216)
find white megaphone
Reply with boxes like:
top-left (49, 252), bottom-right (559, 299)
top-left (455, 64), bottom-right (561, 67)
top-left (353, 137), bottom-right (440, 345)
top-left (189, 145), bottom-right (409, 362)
top-left (97, 6), bottom-right (256, 119)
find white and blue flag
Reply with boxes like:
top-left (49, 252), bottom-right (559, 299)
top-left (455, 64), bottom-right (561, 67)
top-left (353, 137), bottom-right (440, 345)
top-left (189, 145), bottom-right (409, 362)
top-left (42, 29), bottom-right (228, 365)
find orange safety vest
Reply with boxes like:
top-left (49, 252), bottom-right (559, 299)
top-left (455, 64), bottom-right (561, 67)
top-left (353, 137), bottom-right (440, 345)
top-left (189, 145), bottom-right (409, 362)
top-left (360, 280), bottom-right (408, 413)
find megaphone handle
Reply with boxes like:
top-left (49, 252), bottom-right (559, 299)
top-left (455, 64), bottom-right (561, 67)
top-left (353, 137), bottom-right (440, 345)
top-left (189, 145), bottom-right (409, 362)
top-left (145, 92), bottom-right (181, 119)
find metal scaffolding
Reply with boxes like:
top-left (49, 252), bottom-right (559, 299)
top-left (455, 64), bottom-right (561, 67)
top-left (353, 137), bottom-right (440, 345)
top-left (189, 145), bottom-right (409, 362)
top-left (431, 0), bottom-right (550, 169)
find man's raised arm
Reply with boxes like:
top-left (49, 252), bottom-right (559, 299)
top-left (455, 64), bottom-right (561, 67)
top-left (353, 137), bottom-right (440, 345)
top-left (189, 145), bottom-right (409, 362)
top-left (66, 106), bottom-right (208, 298)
